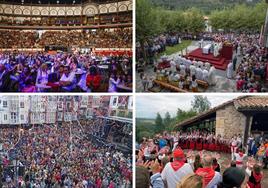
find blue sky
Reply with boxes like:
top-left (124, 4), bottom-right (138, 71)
top-left (136, 95), bottom-right (241, 118)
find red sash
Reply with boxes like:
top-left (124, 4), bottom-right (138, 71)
top-left (171, 160), bottom-right (185, 171)
top-left (215, 144), bottom-right (221, 151)
top-left (203, 143), bottom-right (209, 150)
top-left (209, 143), bottom-right (215, 151)
top-left (190, 141), bottom-right (195, 150)
top-left (196, 167), bottom-right (215, 187)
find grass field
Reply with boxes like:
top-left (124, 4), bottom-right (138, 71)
top-left (157, 40), bottom-right (192, 58)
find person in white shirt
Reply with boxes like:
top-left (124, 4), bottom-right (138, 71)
top-left (203, 69), bottom-right (209, 82)
top-left (190, 64), bottom-right (196, 77)
top-left (205, 62), bottom-right (211, 70)
top-left (208, 66), bottom-right (217, 85)
top-left (161, 148), bottom-right (193, 188)
top-left (180, 63), bottom-right (186, 77)
top-left (234, 148), bottom-right (247, 168)
top-left (197, 61), bottom-right (204, 69)
top-left (227, 61), bottom-right (233, 79)
top-left (108, 73), bottom-right (120, 92)
top-left (231, 136), bottom-right (238, 161)
top-left (170, 60), bottom-right (177, 73)
top-left (59, 66), bottom-right (76, 92)
top-left (196, 66), bottom-right (203, 80)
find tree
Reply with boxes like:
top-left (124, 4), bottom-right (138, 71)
top-left (164, 112), bottom-right (172, 127)
top-left (191, 96), bottom-right (211, 113)
top-left (184, 8), bottom-right (205, 33)
top-left (173, 109), bottom-right (197, 131)
top-left (155, 112), bottom-right (164, 133)
top-left (210, 1), bottom-right (268, 32)
top-left (136, 0), bottom-right (163, 61)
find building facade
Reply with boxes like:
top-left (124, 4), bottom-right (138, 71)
top-left (0, 95), bottom-right (132, 125)
top-left (0, 96), bottom-right (29, 125)
top-left (109, 96), bottom-right (133, 118)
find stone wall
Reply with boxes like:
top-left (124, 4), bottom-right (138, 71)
top-left (216, 103), bottom-right (247, 139)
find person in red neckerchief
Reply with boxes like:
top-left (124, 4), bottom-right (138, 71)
top-left (247, 164), bottom-right (263, 188)
top-left (161, 148), bottom-right (193, 188)
top-left (234, 148), bottom-right (247, 168)
top-left (195, 153), bottom-right (222, 188)
top-left (231, 135), bottom-right (238, 160)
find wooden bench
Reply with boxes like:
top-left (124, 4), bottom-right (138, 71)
top-left (153, 80), bottom-right (188, 92)
top-left (196, 79), bottom-right (209, 89)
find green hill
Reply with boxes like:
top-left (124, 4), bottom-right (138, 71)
top-left (151, 0), bottom-right (261, 13)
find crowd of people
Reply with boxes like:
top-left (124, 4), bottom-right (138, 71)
top-left (137, 31), bottom-right (268, 92)
top-left (0, 29), bottom-right (132, 49)
top-left (0, 14), bottom-right (132, 26)
top-left (0, 51), bottom-right (132, 92)
top-left (231, 33), bottom-right (267, 92)
top-left (136, 33), bottom-right (182, 66)
top-left (136, 130), bottom-right (267, 188)
top-left (205, 32), bottom-right (267, 92)
top-left (0, 117), bottom-right (132, 187)
top-left (144, 56), bottom-right (217, 92)
top-left (136, 32), bottom-right (213, 64)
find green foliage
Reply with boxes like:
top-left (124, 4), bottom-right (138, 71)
top-left (210, 1), bottom-right (268, 31)
top-left (151, 0), bottom-right (261, 14)
top-left (164, 112), bottom-right (172, 126)
top-left (184, 8), bottom-right (205, 33)
top-left (176, 108), bottom-right (197, 122)
top-left (136, 109), bottom-right (197, 142)
top-left (136, 0), bottom-right (163, 43)
top-left (191, 96), bottom-right (211, 113)
top-left (155, 112), bottom-right (164, 133)
top-left (158, 7), bottom-right (205, 34)
top-left (136, 119), bottom-right (156, 142)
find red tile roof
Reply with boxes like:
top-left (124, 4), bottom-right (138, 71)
top-left (234, 96), bottom-right (268, 111)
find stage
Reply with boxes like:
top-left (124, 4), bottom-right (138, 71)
top-left (186, 46), bottom-right (233, 70)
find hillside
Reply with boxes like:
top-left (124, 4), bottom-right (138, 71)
top-left (151, 0), bottom-right (262, 13)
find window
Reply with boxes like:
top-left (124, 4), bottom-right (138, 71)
top-left (4, 114), bottom-right (7, 120)
top-left (127, 112), bottom-right (133, 118)
top-left (113, 98), bottom-right (117, 106)
top-left (11, 112), bottom-right (17, 123)
top-left (67, 102), bottom-right (71, 111)
top-left (20, 115), bottom-right (24, 120)
top-left (110, 110), bottom-right (116, 116)
top-left (3, 101), bottom-right (7, 108)
top-left (20, 102), bottom-right (24, 108)
top-left (58, 103), bottom-right (63, 110)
